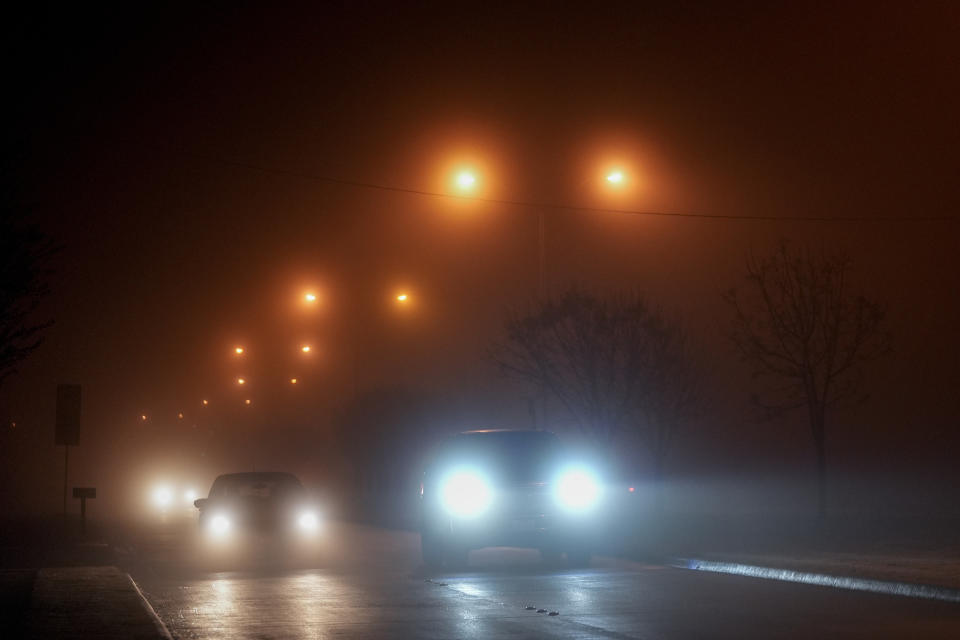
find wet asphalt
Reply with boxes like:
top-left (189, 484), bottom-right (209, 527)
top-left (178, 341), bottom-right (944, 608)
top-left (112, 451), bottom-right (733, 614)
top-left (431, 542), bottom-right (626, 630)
top-left (125, 521), bottom-right (960, 639)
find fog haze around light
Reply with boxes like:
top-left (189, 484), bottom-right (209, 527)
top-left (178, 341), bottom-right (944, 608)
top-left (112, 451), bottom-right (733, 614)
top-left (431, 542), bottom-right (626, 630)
top-left (0, 3), bottom-right (958, 522)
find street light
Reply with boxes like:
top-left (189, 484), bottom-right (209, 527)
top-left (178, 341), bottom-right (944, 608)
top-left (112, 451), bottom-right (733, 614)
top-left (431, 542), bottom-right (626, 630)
top-left (237, 377), bottom-right (246, 385)
top-left (396, 293), bottom-right (409, 302)
top-left (606, 170), bottom-right (625, 184)
top-left (244, 398), bottom-right (251, 406)
top-left (290, 378), bottom-right (298, 385)
top-left (202, 399), bottom-right (209, 406)
top-left (234, 346), bottom-right (245, 355)
top-left (301, 345), bottom-right (312, 354)
top-left (454, 170), bottom-right (477, 191)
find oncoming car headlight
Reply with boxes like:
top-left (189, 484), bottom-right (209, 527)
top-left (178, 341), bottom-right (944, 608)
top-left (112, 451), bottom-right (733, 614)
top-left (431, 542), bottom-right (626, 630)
top-left (297, 511), bottom-right (320, 532)
top-left (440, 471), bottom-right (493, 518)
top-left (208, 514), bottom-right (231, 536)
top-left (152, 486), bottom-right (173, 510)
top-left (555, 469), bottom-right (600, 511)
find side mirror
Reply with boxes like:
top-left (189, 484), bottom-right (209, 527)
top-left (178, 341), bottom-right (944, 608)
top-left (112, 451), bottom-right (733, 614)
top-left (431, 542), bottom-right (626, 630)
top-left (194, 498), bottom-right (208, 510)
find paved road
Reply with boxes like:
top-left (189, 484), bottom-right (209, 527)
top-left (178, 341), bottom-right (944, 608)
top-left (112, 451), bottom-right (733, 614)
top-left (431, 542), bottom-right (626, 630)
top-left (125, 521), bottom-right (960, 639)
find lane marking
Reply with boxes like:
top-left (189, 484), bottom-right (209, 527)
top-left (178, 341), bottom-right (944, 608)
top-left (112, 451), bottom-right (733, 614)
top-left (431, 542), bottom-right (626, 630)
top-left (673, 558), bottom-right (960, 604)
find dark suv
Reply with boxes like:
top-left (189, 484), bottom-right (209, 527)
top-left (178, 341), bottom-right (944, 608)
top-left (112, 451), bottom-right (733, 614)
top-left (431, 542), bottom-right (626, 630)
top-left (420, 429), bottom-right (604, 568)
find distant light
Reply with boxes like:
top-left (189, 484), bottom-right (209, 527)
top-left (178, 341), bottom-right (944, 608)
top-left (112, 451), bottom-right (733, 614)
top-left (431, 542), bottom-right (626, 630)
top-left (202, 399), bottom-right (209, 406)
top-left (140, 414), bottom-right (147, 422)
top-left (234, 346), bottom-right (244, 355)
top-left (178, 412), bottom-right (184, 420)
top-left (301, 345), bottom-right (311, 353)
top-left (152, 486), bottom-right (172, 508)
top-left (244, 398), bottom-right (251, 406)
top-left (304, 292), bottom-right (317, 302)
top-left (396, 293), bottom-right (408, 302)
top-left (628, 487), bottom-right (635, 493)
top-left (606, 171), bottom-right (624, 184)
top-left (10, 421), bottom-right (16, 429)
top-left (237, 377), bottom-right (246, 385)
top-left (455, 171), bottom-right (476, 189)
top-left (290, 378), bottom-right (298, 385)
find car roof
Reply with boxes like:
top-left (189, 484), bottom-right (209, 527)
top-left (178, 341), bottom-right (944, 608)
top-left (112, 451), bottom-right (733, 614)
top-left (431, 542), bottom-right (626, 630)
top-left (214, 471), bottom-right (301, 482)
top-left (457, 428), bottom-right (552, 436)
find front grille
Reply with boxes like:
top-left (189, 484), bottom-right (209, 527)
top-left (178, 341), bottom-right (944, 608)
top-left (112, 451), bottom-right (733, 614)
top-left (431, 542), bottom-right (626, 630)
top-left (498, 483), bottom-right (553, 518)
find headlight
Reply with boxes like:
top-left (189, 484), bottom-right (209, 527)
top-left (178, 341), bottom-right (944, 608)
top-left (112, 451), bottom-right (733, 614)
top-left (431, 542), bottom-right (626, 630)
top-left (152, 486), bottom-right (173, 509)
top-left (209, 514), bottom-right (231, 536)
top-left (440, 471), bottom-right (493, 518)
top-left (556, 469), bottom-right (600, 511)
top-left (297, 511), bottom-right (320, 532)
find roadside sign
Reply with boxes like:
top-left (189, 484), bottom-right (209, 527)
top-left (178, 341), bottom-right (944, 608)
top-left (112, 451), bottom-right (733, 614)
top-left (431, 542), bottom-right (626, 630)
top-left (55, 384), bottom-right (81, 446)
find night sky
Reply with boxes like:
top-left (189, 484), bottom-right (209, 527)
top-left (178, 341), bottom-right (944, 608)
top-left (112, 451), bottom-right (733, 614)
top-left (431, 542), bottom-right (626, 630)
top-left (3, 3), bottom-right (958, 515)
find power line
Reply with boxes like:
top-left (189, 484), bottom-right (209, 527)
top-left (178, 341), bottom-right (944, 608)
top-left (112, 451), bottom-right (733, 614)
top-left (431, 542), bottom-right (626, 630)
top-left (149, 144), bottom-right (959, 223)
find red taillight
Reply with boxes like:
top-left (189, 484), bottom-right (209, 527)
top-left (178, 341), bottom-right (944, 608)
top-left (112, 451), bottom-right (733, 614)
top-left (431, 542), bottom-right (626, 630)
top-left (628, 487), bottom-right (635, 493)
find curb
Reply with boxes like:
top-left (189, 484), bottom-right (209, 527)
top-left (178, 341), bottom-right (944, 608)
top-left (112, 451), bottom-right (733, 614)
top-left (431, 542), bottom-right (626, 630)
top-left (127, 574), bottom-right (174, 640)
top-left (670, 557), bottom-right (960, 604)
top-left (26, 566), bottom-right (173, 639)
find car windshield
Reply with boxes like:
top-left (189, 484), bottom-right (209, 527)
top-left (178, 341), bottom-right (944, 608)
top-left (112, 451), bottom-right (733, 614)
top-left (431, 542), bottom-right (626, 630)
top-left (433, 431), bottom-right (565, 482)
top-left (209, 473), bottom-right (304, 499)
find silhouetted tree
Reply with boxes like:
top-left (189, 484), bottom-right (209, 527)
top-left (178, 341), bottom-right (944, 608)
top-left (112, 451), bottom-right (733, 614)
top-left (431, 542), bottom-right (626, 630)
top-left (724, 242), bottom-right (890, 519)
top-left (0, 212), bottom-right (56, 390)
top-left (494, 290), bottom-right (703, 481)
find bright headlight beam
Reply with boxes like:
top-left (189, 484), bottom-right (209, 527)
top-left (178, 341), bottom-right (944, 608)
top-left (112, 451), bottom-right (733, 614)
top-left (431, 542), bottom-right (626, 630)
top-left (298, 511), bottom-right (319, 531)
top-left (556, 470), bottom-right (600, 511)
top-left (209, 514), bottom-right (231, 536)
top-left (152, 486), bottom-right (173, 509)
top-left (440, 471), bottom-right (493, 518)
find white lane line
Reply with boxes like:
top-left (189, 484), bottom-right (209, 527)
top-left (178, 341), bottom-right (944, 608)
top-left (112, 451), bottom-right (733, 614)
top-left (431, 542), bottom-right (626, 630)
top-left (672, 558), bottom-right (960, 603)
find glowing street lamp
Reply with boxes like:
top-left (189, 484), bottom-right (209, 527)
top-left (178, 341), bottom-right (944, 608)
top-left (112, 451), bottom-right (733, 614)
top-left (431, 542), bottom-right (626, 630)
top-left (606, 170), bottom-right (625, 184)
top-left (396, 293), bottom-right (409, 302)
top-left (177, 412), bottom-right (184, 420)
top-left (301, 345), bottom-right (312, 354)
top-left (455, 170), bottom-right (477, 191)
top-left (304, 292), bottom-right (317, 303)
top-left (234, 346), bottom-right (245, 355)
top-left (202, 399), bottom-right (209, 406)
top-left (290, 378), bottom-right (298, 385)
top-left (244, 398), bottom-right (251, 406)
top-left (140, 414), bottom-right (147, 422)
top-left (237, 377), bottom-right (246, 385)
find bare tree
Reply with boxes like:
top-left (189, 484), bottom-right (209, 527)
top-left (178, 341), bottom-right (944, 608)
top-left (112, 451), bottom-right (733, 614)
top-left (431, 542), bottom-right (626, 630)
top-left (636, 318), bottom-right (703, 489)
top-left (494, 290), bottom-right (702, 480)
top-left (0, 212), bottom-right (56, 390)
top-left (724, 242), bottom-right (890, 519)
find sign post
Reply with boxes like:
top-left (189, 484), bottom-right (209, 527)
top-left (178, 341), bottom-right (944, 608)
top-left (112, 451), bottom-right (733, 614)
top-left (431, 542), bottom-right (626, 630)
top-left (55, 384), bottom-right (81, 516)
top-left (72, 488), bottom-right (96, 536)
